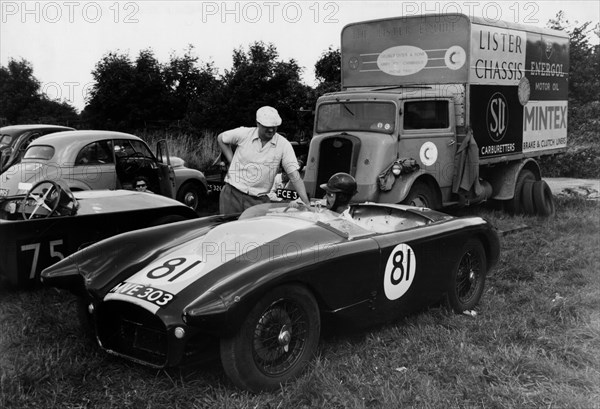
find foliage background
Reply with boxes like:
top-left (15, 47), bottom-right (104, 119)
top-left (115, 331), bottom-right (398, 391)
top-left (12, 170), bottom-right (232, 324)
top-left (0, 13), bottom-right (598, 177)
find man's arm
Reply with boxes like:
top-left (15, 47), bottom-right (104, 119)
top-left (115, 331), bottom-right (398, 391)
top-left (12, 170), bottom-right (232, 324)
top-left (217, 132), bottom-right (234, 163)
top-left (287, 169), bottom-right (310, 205)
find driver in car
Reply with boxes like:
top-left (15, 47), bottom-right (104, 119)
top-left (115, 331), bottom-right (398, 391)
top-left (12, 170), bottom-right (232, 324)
top-left (288, 172), bottom-right (357, 220)
top-left (319, 172), bottom-right (358, 220)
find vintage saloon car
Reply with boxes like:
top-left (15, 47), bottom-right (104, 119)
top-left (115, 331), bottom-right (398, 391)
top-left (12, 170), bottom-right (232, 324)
top-left (0, 130), bottom-right (208, 212)
top-left (41, 202), bottom-right (499, 392)
top-left (0, 179), bottom-right (198, 287)
top-left (0, 124), bottom-right (75, 172)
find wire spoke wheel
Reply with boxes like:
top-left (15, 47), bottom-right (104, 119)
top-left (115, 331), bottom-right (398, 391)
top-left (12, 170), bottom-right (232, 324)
top-left (446, 239), bottom-right (487, 312)
top-left (456, 249), bottom-right (482, 305)
top-left (220, 285), bottom-right (320, 392)
top-left (252, 299), bottom-right (308, 376)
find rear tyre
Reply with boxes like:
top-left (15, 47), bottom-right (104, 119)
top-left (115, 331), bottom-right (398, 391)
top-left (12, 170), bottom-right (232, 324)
top-left (521, 180), bottom-right (536, 215)
top-left (403, 182), bottom-right (437, 209)
top-left (506, 169), bottom-right (535, 214)
top-left (220, 285), bottom-right (320, 392)
top-left (446, 239), bottom-right (487, 312)
top-left (532, 180), bottom-right (555, 217)
top-left (176, 181), bottom-right (205, 213)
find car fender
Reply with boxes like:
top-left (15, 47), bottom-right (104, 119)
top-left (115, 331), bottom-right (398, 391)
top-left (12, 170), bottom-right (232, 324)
top-left (174, 167), bottom-right (208, 193)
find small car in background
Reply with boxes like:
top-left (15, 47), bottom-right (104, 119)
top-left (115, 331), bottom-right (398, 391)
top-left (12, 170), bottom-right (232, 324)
top-left (0, 124), bottom-right (75, 172)
top-left (0, 130), bottom-right (209, 213)
top-left (42, 202), bottom-right (499, 391)
top-left (0, 179), bottom-right (198, 287)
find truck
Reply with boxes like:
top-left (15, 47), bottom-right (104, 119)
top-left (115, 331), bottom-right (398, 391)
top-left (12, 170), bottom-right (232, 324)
top-left (302, 13), bottom-right (568, 216)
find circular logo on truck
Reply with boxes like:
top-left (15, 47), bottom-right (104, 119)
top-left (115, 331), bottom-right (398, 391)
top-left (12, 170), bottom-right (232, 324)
top-left (444, 46), bottom-right (466, 70)
top-left (377, 46), bottom-right (428, 76)
top-left (419, 142), bottom-right (438, 166)
top-left (486, 92), bottom-right (509, 142)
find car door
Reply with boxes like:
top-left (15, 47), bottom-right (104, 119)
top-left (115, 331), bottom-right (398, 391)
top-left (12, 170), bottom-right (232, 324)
top-left (72, 140), bottom-right (117, 189)
top-left (369, 225), bottom-right (461, 321)
top-left (155, 139), bottom-right (176, 198)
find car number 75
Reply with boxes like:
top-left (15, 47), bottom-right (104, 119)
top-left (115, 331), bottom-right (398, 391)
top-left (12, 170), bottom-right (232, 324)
top-left (20, 239), bottom-right (65, 279)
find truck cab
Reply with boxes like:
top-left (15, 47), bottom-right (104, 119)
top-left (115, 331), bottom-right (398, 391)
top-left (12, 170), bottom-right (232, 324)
top-left (304, 89), bottom-right (459, 208)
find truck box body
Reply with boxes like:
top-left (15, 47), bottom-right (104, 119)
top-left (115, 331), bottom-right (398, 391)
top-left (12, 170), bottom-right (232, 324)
top-left (341, 13), bottom-right (569, 159)
top-left (304, 13), bottom-right (568, 207)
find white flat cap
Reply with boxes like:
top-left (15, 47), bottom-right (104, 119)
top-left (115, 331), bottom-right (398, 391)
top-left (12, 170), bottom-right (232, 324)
top-left (256, 106), bottom-right (282, 127)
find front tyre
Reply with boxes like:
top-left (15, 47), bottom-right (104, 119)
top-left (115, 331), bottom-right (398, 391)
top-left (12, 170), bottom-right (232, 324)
top-left (403, 182), bottom-right (437, 209)
top-left (176, 181), bottom-right (205, 213)
top-left (446, 239), bottom-right (487, 312)
top-left (220, 285), bottom-right (320, 392)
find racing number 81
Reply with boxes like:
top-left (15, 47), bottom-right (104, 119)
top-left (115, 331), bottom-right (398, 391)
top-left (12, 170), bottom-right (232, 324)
top-left (384, 243), bottom-right (417, 301)
top-left (146, 257), bottom-right (202, 282)
top-left (390, 248), bottom-right (411, 284)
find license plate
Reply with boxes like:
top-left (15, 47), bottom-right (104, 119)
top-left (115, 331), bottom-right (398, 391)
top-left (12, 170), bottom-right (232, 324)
top-left (276, 189), bottom-right (299, 200)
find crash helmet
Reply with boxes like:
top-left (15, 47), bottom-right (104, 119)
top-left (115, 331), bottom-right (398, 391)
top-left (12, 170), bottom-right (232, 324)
top-left (320, 172), bottom-right (358, 196)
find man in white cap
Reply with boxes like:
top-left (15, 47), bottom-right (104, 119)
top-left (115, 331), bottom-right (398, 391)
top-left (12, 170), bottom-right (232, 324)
top-left (217, 106), bottom-right (310, 214)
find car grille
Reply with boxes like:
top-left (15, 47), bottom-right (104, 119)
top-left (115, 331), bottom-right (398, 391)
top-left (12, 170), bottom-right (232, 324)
top-left (96, 301), bottom-right (168, 367)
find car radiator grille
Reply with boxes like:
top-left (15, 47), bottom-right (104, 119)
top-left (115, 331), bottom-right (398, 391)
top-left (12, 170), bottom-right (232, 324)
top-left (96, 301), bottom-right (168, 367)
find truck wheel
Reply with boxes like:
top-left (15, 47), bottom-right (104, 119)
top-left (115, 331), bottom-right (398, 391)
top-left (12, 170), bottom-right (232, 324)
top-left (403, 182), bottom-right (436, 209)
top-left (522, 180), bottom-right (535, 215)
top-left (446, 239), bottom-right (487, 312)
top-left (532, 180), bottom-right (555, 217)
top-left (220, 285), bottom-right (320, 392)
top-left (176, 181), bottom-right (205, 213)
top-left (506, 169), bottom-right (535, 214)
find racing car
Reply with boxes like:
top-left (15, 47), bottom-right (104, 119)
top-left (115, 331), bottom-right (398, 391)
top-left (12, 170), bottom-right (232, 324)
top-left (41, 202), bottom-right (499, 391)
top-left (0, 179), bottom-right (198, 287)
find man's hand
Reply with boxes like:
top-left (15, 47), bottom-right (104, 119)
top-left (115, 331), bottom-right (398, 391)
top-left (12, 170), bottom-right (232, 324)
top-left (287, 197), bottom-right (310, 210)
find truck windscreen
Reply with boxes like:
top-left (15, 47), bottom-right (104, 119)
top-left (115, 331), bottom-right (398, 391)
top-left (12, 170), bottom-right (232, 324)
top-left (316, 101), bottom-right (396, 134)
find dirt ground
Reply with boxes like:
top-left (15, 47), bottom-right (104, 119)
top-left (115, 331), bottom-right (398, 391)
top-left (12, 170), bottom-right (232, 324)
top-left (545, 178), bottom-right (600, 200)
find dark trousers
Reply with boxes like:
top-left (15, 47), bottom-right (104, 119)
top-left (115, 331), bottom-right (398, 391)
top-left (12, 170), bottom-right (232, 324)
top-left (219, 183), bottom-right (270, 214)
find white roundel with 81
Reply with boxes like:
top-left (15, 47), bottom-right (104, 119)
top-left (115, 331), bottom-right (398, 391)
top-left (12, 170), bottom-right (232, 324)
top-left (384, 243), bottom-right (416, 300)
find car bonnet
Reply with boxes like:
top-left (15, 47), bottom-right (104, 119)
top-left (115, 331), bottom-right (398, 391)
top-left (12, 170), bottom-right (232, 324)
top-left (103, 215), bottom-right (325, 314)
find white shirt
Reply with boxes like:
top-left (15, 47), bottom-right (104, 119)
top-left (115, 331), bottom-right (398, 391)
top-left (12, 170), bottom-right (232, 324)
top-left (221, 127), bottom-right (299, 197)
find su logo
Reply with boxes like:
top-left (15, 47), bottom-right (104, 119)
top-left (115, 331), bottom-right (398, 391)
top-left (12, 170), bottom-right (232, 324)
top-left (486, 92), bottom-right (508, 142)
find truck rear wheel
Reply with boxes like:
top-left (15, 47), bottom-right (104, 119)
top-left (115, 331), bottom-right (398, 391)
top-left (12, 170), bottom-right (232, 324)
top-left (532, 180), bottom-right (555, 217)
top-left (506, 169), bottom-right (535, 214)
top-left (521, 180), bottom-right (536, 215)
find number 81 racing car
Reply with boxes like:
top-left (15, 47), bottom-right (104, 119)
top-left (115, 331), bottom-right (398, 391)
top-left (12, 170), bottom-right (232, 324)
top-left (41, 202), bottom-right (499, 392)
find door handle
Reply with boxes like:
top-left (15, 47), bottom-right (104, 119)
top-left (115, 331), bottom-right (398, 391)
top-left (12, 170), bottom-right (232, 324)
top-left (448, 140), bottom-right (456, 146)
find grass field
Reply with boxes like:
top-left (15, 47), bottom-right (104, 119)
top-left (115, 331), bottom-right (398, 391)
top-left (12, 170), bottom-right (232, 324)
top-left (1, 196), bottom-right (598, 409)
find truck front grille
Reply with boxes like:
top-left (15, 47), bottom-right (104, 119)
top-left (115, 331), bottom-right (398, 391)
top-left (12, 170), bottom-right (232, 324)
top-left (96, 301), bottom-right (168, 367)
top-left (316, 135), bottom-right (359, 197)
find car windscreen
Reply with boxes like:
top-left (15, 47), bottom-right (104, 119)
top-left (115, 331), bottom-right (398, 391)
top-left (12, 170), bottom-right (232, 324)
top-left (23, 145), bottom-right (55, 160)
top-left (316, 101), bottom-right (396, 134)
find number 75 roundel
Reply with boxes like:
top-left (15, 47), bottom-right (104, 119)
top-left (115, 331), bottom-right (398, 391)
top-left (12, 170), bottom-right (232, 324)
top-left (383, 243), bottom-right (417, 300)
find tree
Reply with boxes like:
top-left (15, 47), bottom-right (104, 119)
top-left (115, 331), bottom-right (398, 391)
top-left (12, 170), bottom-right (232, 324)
top-left (82, 52), bottom-right (136, 129)
top-left (83, 48), bottom-right (220, 131)
top-left (165, 45), bottom-right (221, 131)
top-left (0, 58), bottom-right (77, 125)
top-left (314, 46), bottom-right (341, 87)
top-left (212, 42), bottom-right (312, 136)
top-left (548, 12), bottom-right (600, 105)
